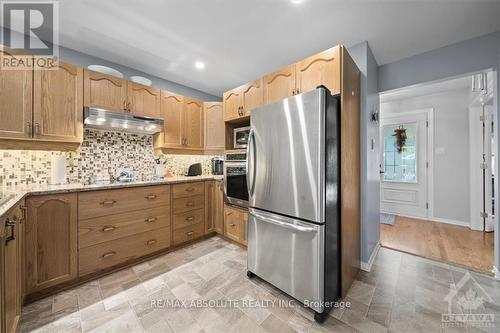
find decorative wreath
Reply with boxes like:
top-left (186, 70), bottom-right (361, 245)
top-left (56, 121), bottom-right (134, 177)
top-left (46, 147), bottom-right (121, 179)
top-left (392, 125), bottom-right (407, 153)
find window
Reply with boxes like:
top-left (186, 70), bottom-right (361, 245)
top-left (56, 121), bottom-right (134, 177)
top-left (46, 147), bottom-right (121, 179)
top-left (383, 122), bottom-right (417, 183)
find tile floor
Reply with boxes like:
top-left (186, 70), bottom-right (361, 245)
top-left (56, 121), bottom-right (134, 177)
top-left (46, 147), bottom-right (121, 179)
top-left (20, 237), bottom-right (500, 333)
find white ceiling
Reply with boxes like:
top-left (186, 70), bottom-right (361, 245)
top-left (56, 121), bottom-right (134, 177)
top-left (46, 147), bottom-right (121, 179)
top-left (42, 1), bottom-right (500, 96)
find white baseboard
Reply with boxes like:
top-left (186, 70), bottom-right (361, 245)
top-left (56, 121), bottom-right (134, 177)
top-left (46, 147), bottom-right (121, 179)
top-left (380, 211), bottom-right (470, 228)
top-left (493, 266), bottom-right (500, 280)
top-left (361, 242), bottom-right (381, 272)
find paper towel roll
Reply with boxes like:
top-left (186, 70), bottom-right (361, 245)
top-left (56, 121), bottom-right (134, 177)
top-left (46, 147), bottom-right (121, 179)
top-left (50, 155), bottom-right (67, 185)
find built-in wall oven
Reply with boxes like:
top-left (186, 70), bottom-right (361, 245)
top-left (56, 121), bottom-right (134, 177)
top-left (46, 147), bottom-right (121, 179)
top-left (224, 151), bottom-right (248, 208)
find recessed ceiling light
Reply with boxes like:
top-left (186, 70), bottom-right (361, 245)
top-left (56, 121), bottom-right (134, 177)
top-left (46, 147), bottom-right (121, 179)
top-left (195, 61), bottom-right (205, 70)
top-left (291, 0), bottom-right (305, 4)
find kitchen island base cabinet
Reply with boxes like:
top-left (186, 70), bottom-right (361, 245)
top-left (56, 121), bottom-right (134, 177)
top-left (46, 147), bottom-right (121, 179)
top-left (25, 193), bottom-right (78, 296)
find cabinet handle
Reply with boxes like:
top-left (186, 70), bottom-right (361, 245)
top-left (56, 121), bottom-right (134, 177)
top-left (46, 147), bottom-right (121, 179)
top-left (122, 100), bottom-right (127, 111)
top-left (186, 187), bottom-right (195, 192)
top-left (35, 122), bottom-right (40, 135)
top-left (100, 200), bottom-right (116, 206)
top-left (185, 216), bottom-right (194, 221)
top-left (186, 231), bottom-right (195, 236)
top-left (226, 212), bottom-right (232, 216)
top-left (230, 223), bottom-right (236, 227)
top-left (127, 102), bottom-right (131, 112)
top-left (145, 194), bottom-right (157, 200)
top-left (186, 201), bottom-right (195, 207)
top-left (102, 251), bottom-right (116, 258)
top-left (101, 226), bottom-right (116, 232)
top-left (147, 239), bottom-right (157, 245)
top-left (5, 218), bottom-right (16, 244)
top-left (26, 122), bottom-right (32, 136)
top-left (145, 217), bottom-right (157, 223)
top-left (296, 88), bottom-right (299, 94)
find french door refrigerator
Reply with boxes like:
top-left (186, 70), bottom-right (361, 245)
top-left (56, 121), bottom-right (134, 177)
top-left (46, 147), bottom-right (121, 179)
top-left (246, 87), bottom-right (340, 322)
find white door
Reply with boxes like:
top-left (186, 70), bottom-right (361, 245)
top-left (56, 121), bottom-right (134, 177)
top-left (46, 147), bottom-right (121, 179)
top-left (380, 111), bottom-right (429, 218)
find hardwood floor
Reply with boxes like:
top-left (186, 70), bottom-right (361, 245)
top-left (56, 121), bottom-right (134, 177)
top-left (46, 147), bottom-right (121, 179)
top-left (380, 215), bottom-right (494, 273)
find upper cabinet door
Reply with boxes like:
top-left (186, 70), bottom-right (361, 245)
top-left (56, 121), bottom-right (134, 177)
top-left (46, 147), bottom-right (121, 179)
top-left (242, 78), bottom-right (263, 116)
top-left (83, 69), bottom-right (127, 112)
top-left (223, 87), bottom-right (242, 121)
top-left (204, 102), bottom-right (224, 151)
top-left (263, 64), bottom-right (296, 105)
top-left (127, 82), bottom-right (161, 118)
top-left (296, 46), bottom-right (341, 96)
top-left (0, 49), bottom-right (33, 139)
top-left (160, 90), bottom-right (184, 148)
top-left (184, 97), bottom-right (204, 149)
top-left (33, 60), bottom-right (83, 142)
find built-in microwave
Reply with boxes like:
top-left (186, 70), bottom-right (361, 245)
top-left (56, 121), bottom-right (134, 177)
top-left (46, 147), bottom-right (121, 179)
top-left (233, 126), bottom-right (250, 149)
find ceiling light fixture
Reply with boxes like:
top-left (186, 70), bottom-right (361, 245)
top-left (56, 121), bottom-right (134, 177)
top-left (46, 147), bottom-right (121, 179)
top-left (291, 0), bottom-right (305, 5)
top-left (194, 61), bottom-right (205, 70)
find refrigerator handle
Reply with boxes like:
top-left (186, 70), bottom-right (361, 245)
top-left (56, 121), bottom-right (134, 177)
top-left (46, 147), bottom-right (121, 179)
top-left (249, 208), bottom-right (317, 233)
top-left (246, 129), bottom-right (256, 196)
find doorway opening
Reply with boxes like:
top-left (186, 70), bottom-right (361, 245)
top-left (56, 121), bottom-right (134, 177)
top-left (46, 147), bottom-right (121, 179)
top-left (378, 71), bottom-right (496, 273)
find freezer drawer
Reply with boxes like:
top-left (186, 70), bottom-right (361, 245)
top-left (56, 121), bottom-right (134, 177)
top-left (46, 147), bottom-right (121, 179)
top-left (247, 208), bottom-right (324, 312)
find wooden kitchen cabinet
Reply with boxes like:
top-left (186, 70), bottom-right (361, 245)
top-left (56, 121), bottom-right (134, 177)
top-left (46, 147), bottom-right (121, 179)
top-left (205, 180), bottom-right (224, 234)
top-left (83, 69), bottom-right (128, 112)
top-left (184, 97), bottom-right (204, 149)
top-left (33, 60), bottom-right (83, 142)
top-left (241, 79), bottom-right (264, 116)
top-left (0, 48), bottom-right (33, 140)
top-left (223, 79), bottom-right (263, 122)
top-left (263, 64), bottom-right (296, 105)
top-left (223, 204), bottom-right (247, 245)
top-left (1, 201), bottom-right (24, 333)
top-left (25, 193), bottom-right (78, 295)
top-left (127, 82), bottom-right (161, 118)
top-left (223, 87), bottom-right (242, 121)
top-left (160, 90), bottom-right (184, 149)
top-left (204, 102), bottom-right (224, 151)
top-left (296, 46), bottom-right (341, 96)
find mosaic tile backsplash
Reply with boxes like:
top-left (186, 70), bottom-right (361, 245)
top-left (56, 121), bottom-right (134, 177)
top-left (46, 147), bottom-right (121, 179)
top-left (0, 129), bottom-right (219, 186)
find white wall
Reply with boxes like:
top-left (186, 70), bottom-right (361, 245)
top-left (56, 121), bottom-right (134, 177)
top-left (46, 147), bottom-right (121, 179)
top-left (381, 88), bottom-right (471, 224)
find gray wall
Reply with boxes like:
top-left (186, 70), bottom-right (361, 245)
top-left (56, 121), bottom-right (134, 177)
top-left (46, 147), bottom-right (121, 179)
top-left (378, 30), bottom-right (500, 272)
top-left (379, 31), bottom-right (500, 93)
top-left (4, 28), bottom-right (220, 101)
top-left (348, 42), bottom-right (380, 264)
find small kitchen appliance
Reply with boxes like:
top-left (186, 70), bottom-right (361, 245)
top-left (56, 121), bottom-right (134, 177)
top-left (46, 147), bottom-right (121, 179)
top-left (211, 157), bottom-right (224, 175)
top-left (187, 163), bottom-right (202, 176)
top-left (233, 126), bottom-right (250, 149)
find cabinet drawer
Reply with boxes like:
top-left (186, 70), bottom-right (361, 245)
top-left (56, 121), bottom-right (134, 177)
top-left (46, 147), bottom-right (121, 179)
top-left (79, 205), bottom-right (170, 248)
top-left (78, 185), bottom-right (170, 219)
top-left (172, 182), bottom-right (205, 199)
top-left (79, 227), bottom-right (170, 275)
top-left (172, 223), bottom-right (204, 246)
top-left (224, 217), bottom-right (241, 242)
top-left (172, 195), bottom-right (204, 214)
top-left (173, 208), bottom-right (204, 230)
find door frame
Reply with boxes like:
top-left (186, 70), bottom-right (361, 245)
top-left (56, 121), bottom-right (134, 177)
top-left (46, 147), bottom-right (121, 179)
top-left (380, 108), bottom-right (434, 219)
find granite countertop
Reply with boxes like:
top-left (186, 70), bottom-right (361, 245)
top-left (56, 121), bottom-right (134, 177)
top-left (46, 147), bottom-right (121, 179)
top-left (0, 175), bottom-right (224, 218)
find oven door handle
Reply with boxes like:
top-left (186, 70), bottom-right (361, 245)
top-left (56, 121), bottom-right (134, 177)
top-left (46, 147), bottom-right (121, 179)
top-left (246, 129), bottom-right (256, 197)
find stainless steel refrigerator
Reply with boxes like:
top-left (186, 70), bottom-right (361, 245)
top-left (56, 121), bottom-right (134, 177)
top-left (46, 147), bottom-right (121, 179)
top-left (246, 87), bottom-right (340, 322)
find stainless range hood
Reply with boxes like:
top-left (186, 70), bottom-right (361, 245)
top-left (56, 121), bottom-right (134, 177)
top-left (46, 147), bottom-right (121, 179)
top-left (84, 107), bottom-right (164, 135)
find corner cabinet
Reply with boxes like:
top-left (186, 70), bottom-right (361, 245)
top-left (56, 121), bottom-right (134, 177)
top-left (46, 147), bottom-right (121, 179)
top-left (127, 82), bottom-right (160, 118)
top-left (83, 69), bottom-right (128, 112)
top-left (0, 48), bottom-right (32, 139)
top-left (205, 180), bottom-right (224, 234)
top-left (183, 97), bottom-right (204, 149)
top-left (25, 193), bottom-right (78, 295)
top-left (33, 60), bottom-right (83, 142)
top-left (204, 102), bottom-right (224, 151)
top-left (296, 46), bottom-right (340, 96)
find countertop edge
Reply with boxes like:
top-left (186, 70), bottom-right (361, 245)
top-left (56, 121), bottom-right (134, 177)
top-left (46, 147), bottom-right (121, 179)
top-left (0, 176), bottom-right (224, 218)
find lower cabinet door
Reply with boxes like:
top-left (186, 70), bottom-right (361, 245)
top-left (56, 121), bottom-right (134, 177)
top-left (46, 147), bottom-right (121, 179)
top-left (79, 227), bottom-right (170, 276)
top-left (25, 193), bottom-right (78, 294)
top-left (4, 222), bottom-right (21, 333)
